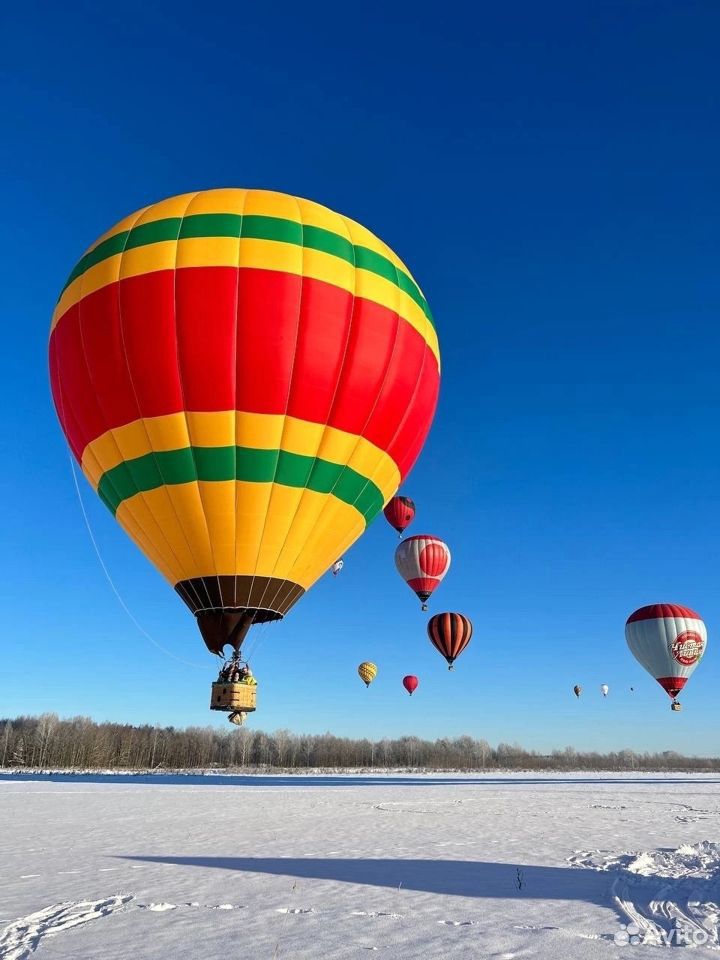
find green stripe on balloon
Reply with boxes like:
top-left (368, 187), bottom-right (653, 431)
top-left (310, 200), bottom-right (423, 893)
top-left (96, 445), bottom-right (385, 523)
top-left (60, 213), bottom-right (434, 327)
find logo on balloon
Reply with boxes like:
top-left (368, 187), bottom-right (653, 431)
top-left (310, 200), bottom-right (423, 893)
top-left (671, 631), bottom-right (704, 666)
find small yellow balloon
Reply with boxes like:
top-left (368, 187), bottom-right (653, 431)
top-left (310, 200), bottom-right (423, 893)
top-left (358, 662), bottom-right (378, 687)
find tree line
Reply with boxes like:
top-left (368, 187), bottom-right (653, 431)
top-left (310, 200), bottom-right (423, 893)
top-left (0, 714), bottom-right (717, 772)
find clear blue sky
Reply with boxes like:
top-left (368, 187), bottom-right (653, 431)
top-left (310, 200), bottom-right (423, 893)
top-left (2, 0), bottom-right (719, 754)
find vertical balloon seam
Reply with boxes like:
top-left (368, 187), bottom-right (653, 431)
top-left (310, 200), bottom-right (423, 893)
top-left (123, 195), bottom-right (215, 612)
top-left (176, 191), bottom-right (227, 614)
top-left (231, 191), bottom-right (246, 610)
top-left (255, 197), bottom-right (352, 616)
top-left (283, 210), bottom-right (430, 586)
top-left (381, 227), bottom-right (440, 483)
top-left (258, 207), bottom-right (392, 610)
top-left (233, 192), bottom-right (260, 629)
top-left (261, 207), bottom-right (395, 595)
top-left (75, 217), bottom-right (194, 594)
top-left (267, 193), bottom-right (323, 609)
top-left (304, 214), bottom-right (412, 556)
top-left (342, 246), bottom-right (430, 521)
top-left (289, 213), bottom-right (386, 577)
top-left (442, 613), bottom-right (450, 660)
top-left (73, 207), bottom-right (142, 497)
top-left (295, 206), bottom-right (369, 584)
top-left (51, 320), bottom-right (140, 572)
top-left (73, 208), bottom-right (205, 606)
top-left (429, 617), bottom-right (439, 658)
top-left (256, 198), bottom-right (352, 603)
top-left (367, 248), bottom-right (436, 488)
top-left (380, 255), bottom-right (438, 482)
top-left (248, 192), bottom-right (306, 616)
top-left (110, 201), bottom-right (210, 610)
top-left (458, 615), bottom-right (465, 659)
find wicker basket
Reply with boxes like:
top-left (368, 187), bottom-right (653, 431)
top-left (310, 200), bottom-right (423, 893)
top-left (210, 682), bottom-right (257, 712)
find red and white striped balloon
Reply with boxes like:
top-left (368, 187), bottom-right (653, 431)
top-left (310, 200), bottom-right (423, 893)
top-left (625, 603), bottom-right (707, 703)
top-left (395, 535), bottom-right (451, 609)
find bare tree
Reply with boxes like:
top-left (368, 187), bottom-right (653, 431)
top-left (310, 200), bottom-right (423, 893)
top-left (0, 714), bottom-right (717, 773)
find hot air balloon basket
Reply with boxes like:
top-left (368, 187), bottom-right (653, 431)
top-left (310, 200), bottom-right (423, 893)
top-left (671, 701), bottom-right (682, 712)
top-left (210, 682), bottom-right (257, 712)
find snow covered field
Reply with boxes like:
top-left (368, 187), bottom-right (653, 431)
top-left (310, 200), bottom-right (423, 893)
top-left (1, 772), bottom-right (719, 959)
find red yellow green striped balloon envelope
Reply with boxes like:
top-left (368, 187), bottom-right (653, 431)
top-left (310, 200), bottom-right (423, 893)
top-left (49, 188), bottom-right (440, 657)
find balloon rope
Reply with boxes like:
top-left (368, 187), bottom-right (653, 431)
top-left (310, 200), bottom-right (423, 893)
top-left (67, 451), bottom-right (207, 671)
top-left (241, 615), bottom-right (272, 663)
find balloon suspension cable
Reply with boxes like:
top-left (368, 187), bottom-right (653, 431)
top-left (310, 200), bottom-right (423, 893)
top-left (66, 451), bottom-right (206, 671)
top-left (242, 613), bottom-right (277, 664)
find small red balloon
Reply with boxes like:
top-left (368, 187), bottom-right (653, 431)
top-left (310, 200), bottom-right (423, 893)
top-left (384, 496), bottom-right (416, 536)
top-left (402, 675), bottom-right (419, 696)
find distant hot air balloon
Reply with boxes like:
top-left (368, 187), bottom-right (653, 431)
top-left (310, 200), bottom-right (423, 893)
top-left (384, 496), bottom-right (416, 537)
top-left (427, 612), bottom-right (472, 669)
top-left (573, 685), bottom-right (582, 698)
top-left (403, 675), bottom-right (419, 696)
top-left (49, 188), bottom-right (440, 718)
top-left (625, 604), bottom-right (707, 711)
top-left (600, 684), bottom-right (609, 697)
top-left (395, 535), bottom-right (451, 610)
top-left (332, 559), bottom-right (344, 577)
top-left (358, 662), bottom-right (378, 688)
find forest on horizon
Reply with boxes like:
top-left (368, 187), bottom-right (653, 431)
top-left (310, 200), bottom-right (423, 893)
top-left (0, 714), bottom-right (716, 773)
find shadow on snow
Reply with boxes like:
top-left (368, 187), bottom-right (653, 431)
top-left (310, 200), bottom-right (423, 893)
top-left (119, 855), bottom-right (617, 901)
top-left (2, 773), bottom-right (719, 788)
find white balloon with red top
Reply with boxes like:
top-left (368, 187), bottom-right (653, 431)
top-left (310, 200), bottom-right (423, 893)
top-left (395, 535), bottom-right (451, 610)
top-left (625, 603), bottom-right (707, 710)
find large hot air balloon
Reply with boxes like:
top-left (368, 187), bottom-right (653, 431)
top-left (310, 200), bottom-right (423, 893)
top-left (395, 535), bottom-right (450, 610)
top-left (573, 684), bottom-right (582, 698)
top-left (384, 495), bottom-right (415, 537)
top-left (49, 189), bottom-right (440, 716)
top-left (625, 604), bottom-right (707, 711)
top-left (402, 675), bottom-right (419, 696)
top-left (358, 662), bottom-right (378, 687)
top-left (427, 612), bottom-right (472, 669)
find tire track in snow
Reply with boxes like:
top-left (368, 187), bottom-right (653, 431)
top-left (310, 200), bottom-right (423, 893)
top-left (0, 895), bottom-right (132, 960)
top-left (570, 842), bottom-right (720, 948)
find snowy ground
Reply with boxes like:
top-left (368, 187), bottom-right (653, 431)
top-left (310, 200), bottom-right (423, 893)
top-left (1, 772), bottom-right (719, 959)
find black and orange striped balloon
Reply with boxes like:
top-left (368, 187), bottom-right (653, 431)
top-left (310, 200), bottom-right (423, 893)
top-left (427, 612), bottom-right (473, 669)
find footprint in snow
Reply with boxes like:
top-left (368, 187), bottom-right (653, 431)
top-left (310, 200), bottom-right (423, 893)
top-left (276, 907), bottom-right (315, 914)
top-left (183, 903), bottom-right (246, 911)
top-left (0, 895), bottom-right (132, 960)
top-left (569, 841), bottom-right (720, 948)
top-left (138, 903), bottom-right (177, 912)
top-left (438, 919), bottom-right (479, 926)
top-left (351, 911), bottom-right (403, 919)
